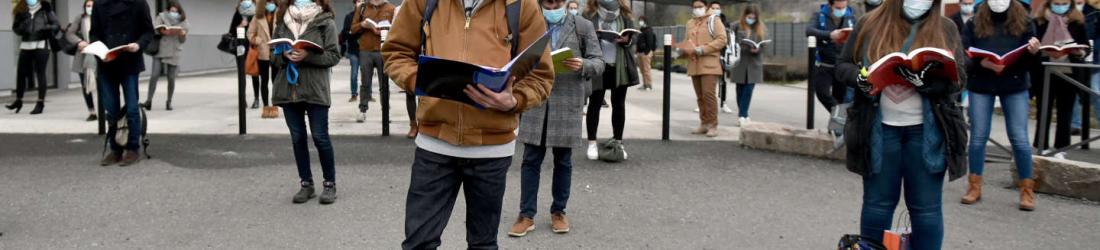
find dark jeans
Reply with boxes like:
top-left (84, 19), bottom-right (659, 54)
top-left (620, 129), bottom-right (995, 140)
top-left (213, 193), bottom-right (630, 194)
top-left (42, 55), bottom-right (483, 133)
top-left (403, 148), bottom-right (511, 250)
top-left (347, 52), bottom-right (360, 96)
top-left (359, 51), bottom-right (388, 112)
top-left (812, 66), bottom-right (846, 112)
top-left (15, 49), bottom-right (49, 102)
top-left (280, 102), bottom-right (335, 183)
top-left (98, 72), bottom-right (141, 151)
top-left (587, 67), bottom-right (629, 141)
top-left (519, 144), bottom-right (573, 218)
top-left (861, 125), bottom-right (945, 250)
top-left (146, 59), bottom-right (179, 104)
top-left (735, 83), bottom-right (755, 118)
top-left (78, 73), bottom-right (95, 112)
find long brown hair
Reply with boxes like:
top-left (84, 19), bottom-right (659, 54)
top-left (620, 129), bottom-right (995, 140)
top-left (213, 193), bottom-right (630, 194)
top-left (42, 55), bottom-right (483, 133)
top-left (1033, 0), bottom-right (1086, 25)
top-left (851, 0), bottom-right (959, 62)
top-left (738, 5), bottom-right (766, 39)
top-left (13, 0), bottom-right (50, 15)
top-left (165, 0), bottom-right (186, 22)
top-left (82, 0), bottom-right (94, 17)
top-left (276, 0), bottom-right (334, 25)
top-left (973, 0), bottom-right (1028, 38)
top-left (584, 0), bottom-right (633, 20)
top-left (255, 0), bottom-right (270, 19)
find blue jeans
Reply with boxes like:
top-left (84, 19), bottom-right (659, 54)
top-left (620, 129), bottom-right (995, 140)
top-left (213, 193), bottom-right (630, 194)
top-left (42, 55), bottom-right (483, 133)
top-left (98, 72), bottom-right (141, 151)
top-left (735, 83), bottom-right (755, 118)
top-left (861, 125), bottom-right (945, 250)
top-left (347, 52), bottom-right (360, 97)
top-left (280, 102), bottom-right (335, 183)
top-left (968, 91), bottom-right (1033, 179)
top-left (519, 144), bottom-right (573, 218)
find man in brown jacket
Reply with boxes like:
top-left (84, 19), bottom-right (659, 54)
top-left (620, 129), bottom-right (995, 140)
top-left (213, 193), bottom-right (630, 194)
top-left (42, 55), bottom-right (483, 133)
top-left (382, 0), bottom-right (553, 248)
top-left (350, 0), bottom-right (395, 121)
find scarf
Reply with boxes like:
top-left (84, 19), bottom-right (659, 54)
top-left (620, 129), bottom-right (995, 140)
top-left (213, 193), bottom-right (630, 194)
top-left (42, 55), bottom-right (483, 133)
top-left (1041, 11), bottom-right (1074, 46)
top-left (285, 4), bottom-right (322, 39)
top-left (597, 6), bottom-right (619, 30)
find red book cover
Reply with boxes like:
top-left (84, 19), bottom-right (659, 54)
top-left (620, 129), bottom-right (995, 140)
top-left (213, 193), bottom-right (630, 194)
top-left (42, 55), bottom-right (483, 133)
top-left (967, 44), bottom-right (1028, 75)
top-left (835, 28), bottom-right (853, 44)
top-left (866, 47), bottom-right (959, 95)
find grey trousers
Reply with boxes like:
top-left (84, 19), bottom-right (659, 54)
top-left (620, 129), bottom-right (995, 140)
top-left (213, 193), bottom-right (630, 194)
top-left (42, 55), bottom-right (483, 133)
top-left (146, 59), bottom-right (178, 104)
top-left (359, 51), bottom-right (388, 112)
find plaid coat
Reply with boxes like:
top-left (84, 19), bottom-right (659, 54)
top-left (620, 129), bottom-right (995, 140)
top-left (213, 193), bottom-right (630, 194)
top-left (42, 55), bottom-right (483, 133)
top-left (518, 14), bottom-right (604, 148)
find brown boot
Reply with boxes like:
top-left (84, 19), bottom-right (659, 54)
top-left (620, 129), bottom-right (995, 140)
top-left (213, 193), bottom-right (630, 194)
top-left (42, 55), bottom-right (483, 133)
top-left (99, 151), bottom-right (122, 166)
top-left (551, 212), bottom-right (570, 234)
top-left (406, 122), bottom-right (419, 139)
top-left (507, 216), bottom-right (534, 237)
top-left (960, 174), bottom-right (982, 205)
top-left (1019, 179), bottom-right (1036, 211)
top-left (268, 106), bottom-right (280, 118)
top-left (118, 150), bottom-right (141, 167)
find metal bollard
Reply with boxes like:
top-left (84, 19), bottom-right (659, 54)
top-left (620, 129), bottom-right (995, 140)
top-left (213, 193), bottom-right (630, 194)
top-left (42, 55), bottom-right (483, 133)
top-left (662, 34), bottom-right (672, 141)
top-left (236, 27), bottom-right (248, 135)
top-left (806, 36), bottom-right (816, 130)
top-left (381, 30), bottom-right (391, 136)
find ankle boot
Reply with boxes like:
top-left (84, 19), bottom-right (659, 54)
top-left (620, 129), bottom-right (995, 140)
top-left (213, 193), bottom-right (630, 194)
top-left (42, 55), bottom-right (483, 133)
top-left (960, 174), bottom-right (982, 204)
top-left (28, 101), bottom-right (44, 115)
top-left (141, 101), bottom-right (152, 111)
top-left (165, 100), bottom-right (173, 111)
top-left (5, 100), bottom-right (23, 113)
top-left (1019, 179), bottom-right (1036, 211)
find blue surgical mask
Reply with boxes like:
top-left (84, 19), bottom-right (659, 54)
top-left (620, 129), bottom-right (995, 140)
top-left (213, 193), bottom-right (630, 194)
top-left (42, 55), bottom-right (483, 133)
top-left (746, 18), bottom-right (755, 25)
top-left (295, 0), bottom-right (315, 9)
top-left (866, 0), bottom-right (882, 6)
top-left (1052, 3), bottom-right (1071, 15)
top-left (960, 3), bottom-right (975, 14)
top-left (568, 9), bottom-right (579, 15)
top-left (241, 0), bottom-right (255, 9)
top-left (168, 11), bottom-right (180, 20)
top-left (86, 6), bottom-right (93, 15)
top-left (26, 0), bottom-right (38, 7)
top-left (832, 7), bottom-right (846, 18)
top-left (544, 6), bottom-right (566, 24)
top-left (266, 3), bottom-right (277, 12)
top-left (903, 0), bottom-right (933, 20)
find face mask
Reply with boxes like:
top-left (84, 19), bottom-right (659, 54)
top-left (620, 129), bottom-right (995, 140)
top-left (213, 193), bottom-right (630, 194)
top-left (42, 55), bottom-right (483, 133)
top-left (903, 0), bottom-right (934, 20)
top-left (569, 9), bottom-right (579, 15)
top-left (266, 3), bottom-right (277, 12)
top-left (693, 7), bottom-right (707, 17)
top-left (85, 6), bottom-right (93, 15)
top-left (989, 0), bottom-right (1011, 13)
top-left (168, 11), bottom-right (180, 20)
top-left (960, 3), bottom-right (975, 14)
top-left (710, 9), bottom-right (721, 15)
top-left (1052, 3), bottom-right (1071, 15)
top-left (866, 0), bottom-right (882, 6)
top-left (832, 7), bottom-right (846, 18)
top-left (543, 6), bottom-right (566, 24)
top-left (241, 0), bottom-right (255, 9)
top-left (1077, 3), bottom-right (1086, 11)
top-left (599, 0), bottom-right (619, 12)
top-left (746, 18), bottom-right (755, 25)
top-left (295, 0), bottom-right (315, 9)
top-left (26, 0), bottom-right (38, 7)
top-left (639, 21), bottom-right (646, 27)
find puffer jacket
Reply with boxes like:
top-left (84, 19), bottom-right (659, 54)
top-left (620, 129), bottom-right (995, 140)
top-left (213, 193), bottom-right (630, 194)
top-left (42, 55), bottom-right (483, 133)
top-left (13, 1), bottom-right (60, 42)
top-left (270, 12), bottom-right (343, 107)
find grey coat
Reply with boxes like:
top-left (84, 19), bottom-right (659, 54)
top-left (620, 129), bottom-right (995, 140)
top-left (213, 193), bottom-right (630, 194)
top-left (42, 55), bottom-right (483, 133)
top-left (153, 12), bottom-right (190, 65)
top-left (270, 12), bottom-right (342, 107)
top-left (518, 15), bottom-right (605, 148)
top-left (65, 14), bottom-right (95, 74)
top-left (730, 24), bottom-right (767, 84)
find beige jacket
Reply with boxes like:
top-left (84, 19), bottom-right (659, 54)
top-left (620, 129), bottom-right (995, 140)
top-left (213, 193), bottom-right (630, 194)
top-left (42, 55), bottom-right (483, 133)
top-left (684, 15), bottom-right (727, 76)
top-left (247, 15), bottom-right (274, 60)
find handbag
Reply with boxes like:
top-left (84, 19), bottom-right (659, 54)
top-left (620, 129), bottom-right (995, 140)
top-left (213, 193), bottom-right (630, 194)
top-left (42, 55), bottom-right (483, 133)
top-left (244, 46), bottom-right (260, 76)
top-left (597, 139), bottom-right (626, 162)
top-left (217, 33), bottom-right (237, 54)
top-left (883, 211), bottom-right (912, 250)
top-left (55, 23), bottom-right (78, 55)
top-left (837, 234), bottom-right (886, 250)
top-left (144, 34), bottom-right (162, 56)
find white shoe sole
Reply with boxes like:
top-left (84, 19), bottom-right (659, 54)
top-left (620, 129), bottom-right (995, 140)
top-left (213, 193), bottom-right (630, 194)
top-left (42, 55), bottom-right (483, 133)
top-left (508, 225), bottom-right (534, 237)
top-left (552, 227), bottom-right (570, 234)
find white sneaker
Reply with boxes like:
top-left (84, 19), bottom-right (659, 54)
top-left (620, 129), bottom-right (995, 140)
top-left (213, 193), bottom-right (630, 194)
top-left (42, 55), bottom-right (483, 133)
top-left (586, 143), bottom-right (599, 160)
top-left (1054, 152), bottom-right (1067, 159)
top-left (721, 104), bottom-right (734, 114)
top-left (738, 117), bottom-right (749, 127)
top-left (620, 143), bottom-right (628, 160)
top-left (356, 112), bottom-right (366, 123)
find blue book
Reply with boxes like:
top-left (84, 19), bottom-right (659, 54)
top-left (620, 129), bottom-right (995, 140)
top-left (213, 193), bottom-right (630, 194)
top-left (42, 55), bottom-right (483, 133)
top-left (415, 31), bottom-right (551, 108)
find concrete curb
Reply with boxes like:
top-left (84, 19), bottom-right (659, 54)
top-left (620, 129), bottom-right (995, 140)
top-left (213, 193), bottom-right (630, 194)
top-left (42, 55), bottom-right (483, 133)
top-left (1014, 156), bottom-right (1100, 201)
top-left (738, 121), bottom-right (845, 161)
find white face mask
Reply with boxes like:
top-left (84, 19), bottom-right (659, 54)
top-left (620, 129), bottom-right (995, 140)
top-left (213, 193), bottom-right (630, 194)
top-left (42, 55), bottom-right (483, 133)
top-left (85, 6), bottom-right (93, 15)
top-left (1077, 3), bottom-right (1086, 12)
top-left (988, 0), bottom-right (1011, 13)
top-left (902, 0), bottom-right (934, 19)
top-left (692, 7), bottom-right (707, 17)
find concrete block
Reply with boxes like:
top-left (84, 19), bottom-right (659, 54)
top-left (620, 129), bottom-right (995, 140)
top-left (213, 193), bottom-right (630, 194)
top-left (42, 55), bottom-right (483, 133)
top-left (1014, 156), bottom-right (1100, 201)
top-left (739, 122), bottom-right (845, 161)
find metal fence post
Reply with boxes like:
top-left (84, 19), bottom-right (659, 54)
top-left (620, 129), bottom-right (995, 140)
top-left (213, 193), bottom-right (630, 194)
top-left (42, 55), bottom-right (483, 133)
top-left (806, 36), bottom-right (816, 130)
top-left (663, 34), bottom-right (672, 141)
top-left (1038, 67), bottom-right (1052, 152)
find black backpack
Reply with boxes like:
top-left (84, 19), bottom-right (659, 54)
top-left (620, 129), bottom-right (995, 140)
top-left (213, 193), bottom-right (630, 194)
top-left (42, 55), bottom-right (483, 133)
top-left (420, 0), bottom-right (522, 57)
top-left (104, 105), bottom-right (151, 159)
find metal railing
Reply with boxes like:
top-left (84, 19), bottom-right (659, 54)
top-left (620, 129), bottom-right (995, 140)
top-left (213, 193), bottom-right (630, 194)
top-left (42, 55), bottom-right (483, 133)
top-left (1037, 61), bottom-right (1099, 156)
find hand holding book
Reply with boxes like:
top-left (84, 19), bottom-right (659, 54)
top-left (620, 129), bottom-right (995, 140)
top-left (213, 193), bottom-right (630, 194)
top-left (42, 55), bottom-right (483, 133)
top-left (464, 76), bottom-right (518, 112)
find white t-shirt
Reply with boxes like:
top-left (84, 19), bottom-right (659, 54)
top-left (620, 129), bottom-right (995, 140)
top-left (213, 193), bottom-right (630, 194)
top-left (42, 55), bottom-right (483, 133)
top-left (880, 84), bottom-right (923, 126)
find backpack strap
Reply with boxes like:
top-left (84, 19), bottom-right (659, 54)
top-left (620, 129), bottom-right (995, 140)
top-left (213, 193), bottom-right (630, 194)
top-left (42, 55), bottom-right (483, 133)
top-left (706, 14), bottom-right (716, 38)
top-left (419, 0), bottom-right (439, 55)
top-left (505, 0), bottom-right (521, 57)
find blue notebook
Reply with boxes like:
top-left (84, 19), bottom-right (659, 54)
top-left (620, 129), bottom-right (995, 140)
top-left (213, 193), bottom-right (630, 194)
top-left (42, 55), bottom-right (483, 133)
top-left (415, 31), bottom-right (551, 109)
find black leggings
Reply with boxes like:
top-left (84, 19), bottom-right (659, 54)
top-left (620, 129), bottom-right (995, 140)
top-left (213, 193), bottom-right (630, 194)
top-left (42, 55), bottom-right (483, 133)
top-left (812, 66), bottom-right (846, 112)
top-left (15, 49), bottom-right (49, 102)
top-left (252, 60), bottom-right (270, 106)
top-left (587, 67), bottom-right (628, 141)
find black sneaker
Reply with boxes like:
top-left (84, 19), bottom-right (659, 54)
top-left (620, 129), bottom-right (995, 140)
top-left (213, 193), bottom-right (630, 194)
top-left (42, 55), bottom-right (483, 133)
top-left (319, 182), bottom-right (337, 205)
top-left (292, 183), bottom-right (316, 204)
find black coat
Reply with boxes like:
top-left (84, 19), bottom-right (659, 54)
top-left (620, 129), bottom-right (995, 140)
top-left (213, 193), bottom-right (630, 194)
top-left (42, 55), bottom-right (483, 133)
top-left (1029, 18), bottom-right (1091, 97)
top-left (13, 1), bottom-right (60, 42)
top-left (636, 26), bottom-right (657, 54)
top-left (962, 13), bottom-right (1038, 95)
top-left (340, 11), bottom-right (361, 56)
top-left (90, 0), bottom-right (154, 76)
top-left (805, 6), bottom-right (857, 65)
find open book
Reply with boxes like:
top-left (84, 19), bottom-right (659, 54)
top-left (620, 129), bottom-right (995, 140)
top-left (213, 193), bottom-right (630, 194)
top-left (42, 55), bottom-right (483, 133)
top-left (364, 18), bottom-right (392, 30)
top-left (1039, 44), bottom-right (1089, 54)
top-left (551, 48), bottom-right (575, 74)
top-left (967, 44), bottom-right (1029, 72)
top-left (834, 28), bottom-right (854, 44)
top-left (415, 31), bottom-right (551, 108)
top-left (740, 39), bottom-right (772, 49)
top-left (866, 47), bottom-right (959, 95)
top-left (596, 28), bottom-right (641, 42)
top-left (268, 38), bottom-right (325, 54)
top-left (155, 25), bottom-right (185, 36)
top-left (81, 41), bottom-right (129, 62)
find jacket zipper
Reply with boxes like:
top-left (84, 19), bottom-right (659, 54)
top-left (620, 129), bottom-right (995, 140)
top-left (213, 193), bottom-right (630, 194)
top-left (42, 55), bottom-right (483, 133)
top-left (458, 6), bottom-right (475, 144)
